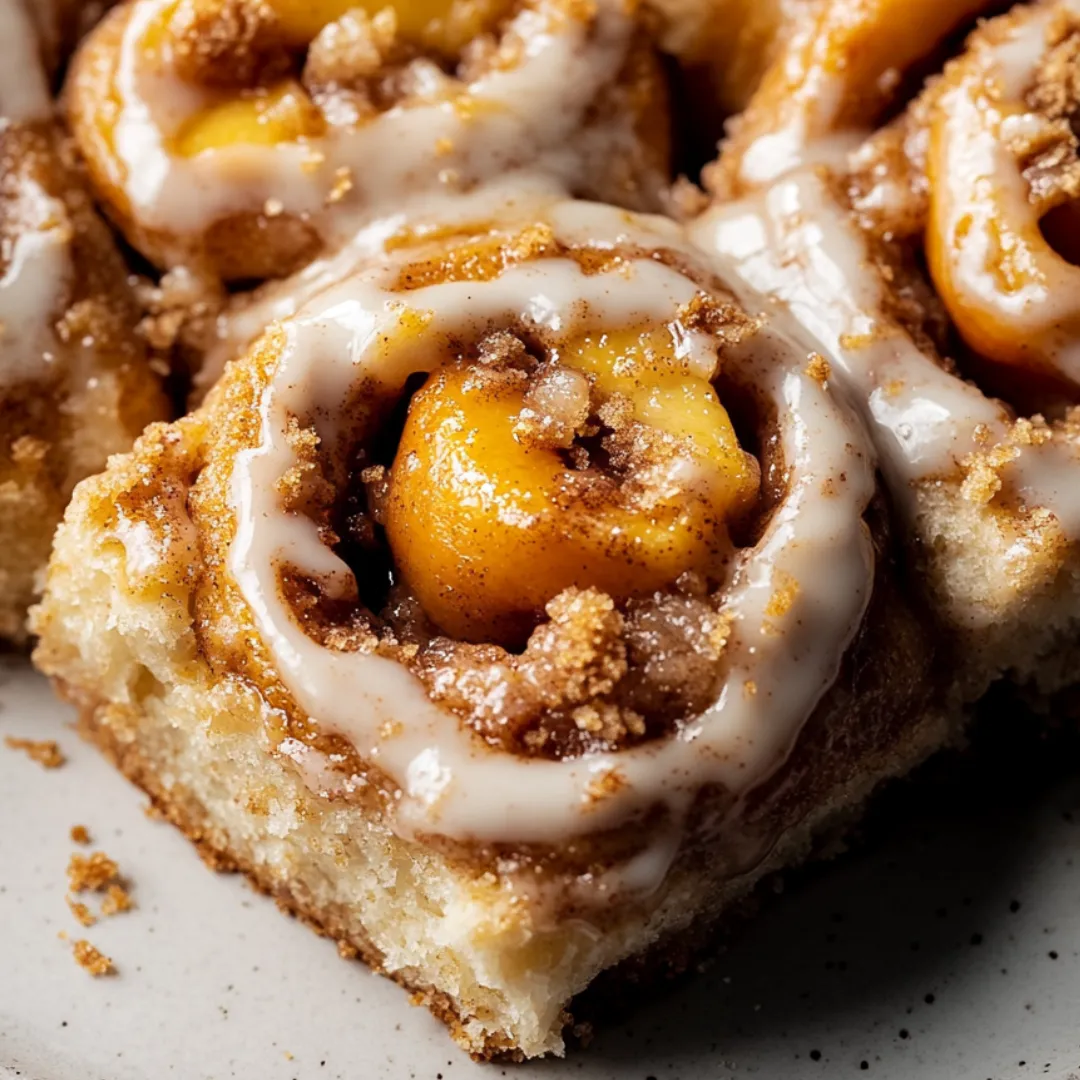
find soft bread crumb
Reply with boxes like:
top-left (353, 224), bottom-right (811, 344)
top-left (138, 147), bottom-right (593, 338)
top-left (72, 939), bottom-right (115, 977)
top-left (4, 737), bottom-right (65, 769)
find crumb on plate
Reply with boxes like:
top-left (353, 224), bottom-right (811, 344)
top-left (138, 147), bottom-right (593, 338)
top-left (67, 897), bottom-right (97, 928)
top-left (72, 939), bottom-right (115, 977)
top-left (4, 736), bottom-right (65, 768)
top-left (67, 851), bottom-right (120, 893)
top-left (100, 883), bottom-right (134, 916)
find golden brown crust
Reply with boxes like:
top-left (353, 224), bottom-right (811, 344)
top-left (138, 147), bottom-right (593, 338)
top-left (67, 687), bottom-right (525, 1061)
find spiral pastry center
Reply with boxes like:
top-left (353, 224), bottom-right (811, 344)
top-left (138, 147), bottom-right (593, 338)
top-left (385, 324), bottom-right (759, 645)
top-left (212, 201), bottom-right (875, 844)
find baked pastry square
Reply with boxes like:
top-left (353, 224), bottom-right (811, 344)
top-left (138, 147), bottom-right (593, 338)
top-left (33, 195), bottom-right (961, 1058)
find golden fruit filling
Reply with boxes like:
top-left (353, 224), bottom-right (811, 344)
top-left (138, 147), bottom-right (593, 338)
top-left (173, 78), bottom-right (326, 155)
top-left (384, 326), bottom-right (759, 647)
top-left (153, 0), bottom-right (511, 156)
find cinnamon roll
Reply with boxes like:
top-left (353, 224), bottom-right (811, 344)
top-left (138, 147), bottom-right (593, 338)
top-left (32, 199), bottom-right (954, 1058)
top-left (697, 0), bottom-right (1080, 702)
top-left (0, 0), bottom-right (166, 642)
top-left (65, 0), bottom-right (671, 285)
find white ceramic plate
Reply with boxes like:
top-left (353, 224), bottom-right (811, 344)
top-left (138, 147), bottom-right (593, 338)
top-left (1, 653), bottom-right (1078, 1080)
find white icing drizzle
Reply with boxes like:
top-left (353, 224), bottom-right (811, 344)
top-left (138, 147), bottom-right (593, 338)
top-left (0, 0), bottom-right (72, 390)
top-left (226, 200), bottom-right (876, 847)
top-left (925, 0), bottom-right (1080, 384)
top-left (110, 0), bottom-right (646, 249)
top-left (730, 0), bottom-right (993, 191)
top-left (196, 171), bottom-right (569, 391)
top-left (0, 0), bottom-right (52, 123)
top-left (0, 187), bottom-right (71, 389)
top-left (692, 169), bottom-right (1080, 540)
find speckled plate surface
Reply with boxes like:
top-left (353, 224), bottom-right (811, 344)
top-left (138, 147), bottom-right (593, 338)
top-left (1, 653), bottom-right (1078, 1080)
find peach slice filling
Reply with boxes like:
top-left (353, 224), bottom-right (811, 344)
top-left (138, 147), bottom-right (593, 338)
top-left (153, 0), bottom-right (510, 155)
top-left (384, 328), bottom-right (759, 646)
top-left (172, 78), bottom-right (326, 155)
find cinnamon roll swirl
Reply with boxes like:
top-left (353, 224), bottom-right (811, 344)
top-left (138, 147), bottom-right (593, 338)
top-left (33, 199), bottom-right (950, 1057)
top-left (0, 0), bottom-right (166, 642)
top-left (697, 0), bottom-right (1080, 702)
top-left (65, 0), bottom-right (670, 285)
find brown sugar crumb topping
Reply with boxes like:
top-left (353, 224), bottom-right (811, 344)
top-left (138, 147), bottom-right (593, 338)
top-left (764, 570), bottom-right (800, 619)
top-left (678, 293), bottom-right (759, 349)
top-left (961, 417), bottom-right (1054, 507)
top-left (70, 825), bottom-right (91, 845)
top-left (72, 939), bottom-right (115, 977)
top-left (582, 766), bottom-right (627, 809)
top-left (805, 353), bottom-right (831, 386)
top-left (67, 851), bottom-right (121, 894)
top-left (409, 582), bottom-right (732, 759)
top-left (167, 0), bottom-right (289, 89)
top-left (100, 884), bottom-right (134, 917)
top-left (67, 898), bottom-right (97, 928)
top-left (4, 736), bottom-right (65, 769)
top-left (1020, 11), bottom-right (1080, 208)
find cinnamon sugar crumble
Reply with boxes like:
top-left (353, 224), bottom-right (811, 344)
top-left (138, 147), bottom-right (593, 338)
top-left (72, 939), bottom-right (115, 977)
top-left (961, 417), bottom-right (1054, 506)
top-left (764, 572), bottom-right (800, 619)
top-left (678, 293), bottom-right (759, 348)
top-left (65, 848), bottom-right (134, 938)
top-left (406, 582), bottom-right (732, 759)
top-left (167, 0), bottom-right (288, 88)
top-left (1019, 11), bottom-right (1080, 208)
top-left (67, 851), bottom-right (121, 894)
top-left (67, 898), bottom-right (96, 928)
top-left (4, 737), bottom-right (65, 769)
top-left (337, 939), bottom-right (360, 960)
top-left (582, 767), bottom-right (627, 808)
top-left (101, 883), bottom-right (134, 917)
top-left (805, 353), bottom-right (831, 386)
